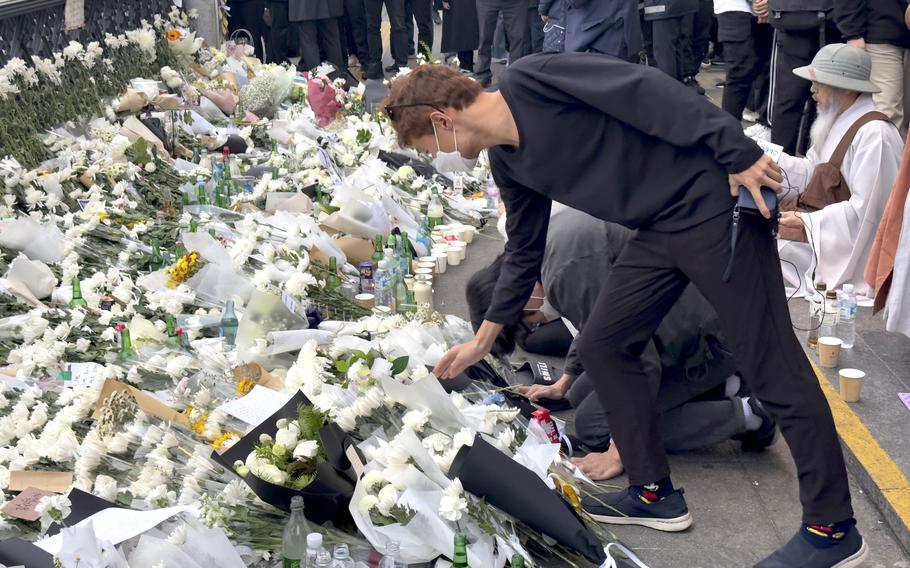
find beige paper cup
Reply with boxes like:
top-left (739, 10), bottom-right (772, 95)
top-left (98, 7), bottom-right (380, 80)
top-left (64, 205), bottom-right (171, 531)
top-left (414, 268), bottom-right (434, 277)
top-left (817, 336), bottom-right (842, 368)
top-left (839, 368), bottom-right (865, 402)
top-left (459, 226), bottom-right (476, 243)
top-left (418, 256), bottom-right (435, 264)
top-left (417, 261), bottom-right (436, 272)
top-left (451, 240), bottom-right (467, 260)
top-left (434, 253), bottom-right (448, 274)
top-left (447, 246), bottom-right (462, 266)
top-left (355, 293), bottom-right (374, 310)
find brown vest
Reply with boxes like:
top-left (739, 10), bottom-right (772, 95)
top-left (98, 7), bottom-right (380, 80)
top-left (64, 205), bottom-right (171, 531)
top-left (779, 110), bottom-right (890, 242)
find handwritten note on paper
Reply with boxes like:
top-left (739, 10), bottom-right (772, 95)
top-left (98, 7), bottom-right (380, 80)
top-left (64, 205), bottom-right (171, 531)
top-left (1, 487), bottom-right (56, 521)
top-left (64, 362), bottom-right (104, 390)
top-left (35, 505), bottom-right (191, 555)
top-left (218, 385), bottom-right (291, 426)
top-left (8, 472), bottom-right (73, 494)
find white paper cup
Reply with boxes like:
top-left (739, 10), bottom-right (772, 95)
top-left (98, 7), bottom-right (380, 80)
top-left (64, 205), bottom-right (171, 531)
top-left (817, 336), bottom-right (842, 368)
top-left (414, 268), bottom-right (434, 278)
top-left (434, 253), bottom-right (448, 273)
top-left (355, 293), bottom-right (375, 310)
top-left (451, 240), bottom-right (467, 260)
top-left (459, 226), bottom-right (476, 243)
top-left (447, 246), bottom-right (462, 266)
top-left (417, 261), bottom-right (436, 272)
top-left (418, 256), bottom-right (435, 264)
top-left (838, 368), bottom-right (865, 402)
top-left (414, 274), bottom-right (433, 284)
top-left (431, 235), bottom-right (446, 244)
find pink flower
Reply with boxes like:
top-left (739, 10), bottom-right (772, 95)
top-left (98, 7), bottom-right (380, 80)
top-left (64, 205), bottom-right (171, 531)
top-left (307, 77), bottom-right (342, 127)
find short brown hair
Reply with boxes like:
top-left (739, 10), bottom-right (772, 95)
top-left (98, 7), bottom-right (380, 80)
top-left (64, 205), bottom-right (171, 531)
top-left (383, 65), bottom-right (483, 147)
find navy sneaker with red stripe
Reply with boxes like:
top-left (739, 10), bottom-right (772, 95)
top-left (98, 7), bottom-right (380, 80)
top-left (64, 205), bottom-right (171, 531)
top-left (581, 486), bottom-right (693, 532)
top-left (755, 524), bottom-right (868, 568)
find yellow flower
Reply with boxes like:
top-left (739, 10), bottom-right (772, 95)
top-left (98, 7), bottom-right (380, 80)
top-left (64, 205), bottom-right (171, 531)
top-left (97, 212), bottom-right (108, 220)
top-left (236, 376), bottom-right (255, 396)
top-left (211, 431), bottom-right (239, 450)
top-left (167, 30), bottom-right (183, 41)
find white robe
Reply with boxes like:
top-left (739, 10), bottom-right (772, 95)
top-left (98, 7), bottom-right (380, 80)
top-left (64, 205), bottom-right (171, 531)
top-left (777, 94), bottom-right (904, 298)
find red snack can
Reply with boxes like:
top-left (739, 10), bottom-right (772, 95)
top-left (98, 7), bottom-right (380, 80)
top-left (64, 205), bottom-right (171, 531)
top-left (531, 408), bottom-right (561, 444)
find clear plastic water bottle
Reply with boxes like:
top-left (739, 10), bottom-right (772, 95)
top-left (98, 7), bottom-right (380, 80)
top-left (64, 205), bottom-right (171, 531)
top-left (838, 283), bottom-right (857, 349)
top-left (379, 540), bottom-right (406, 568)
top-left (282, 496), bottom-right (311, 568)
top-left (373, 260), bottom-right (394, 310)
top-left (331, 544), bottom-right (355, 567)
top-left (819, 289), bottom-right (840, 339)
top-left (313, 550), bottom-right (332, 568)
top-left (305, 533), bottom-right (325, 568)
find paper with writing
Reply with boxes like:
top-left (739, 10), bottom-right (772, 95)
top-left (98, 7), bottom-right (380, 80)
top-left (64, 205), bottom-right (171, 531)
top-left (35, 505), bottom-right (191, 555)
top-left (218, 384), bottom-right (291, 426)
top-left (1, 487), bottom-right (56, 521)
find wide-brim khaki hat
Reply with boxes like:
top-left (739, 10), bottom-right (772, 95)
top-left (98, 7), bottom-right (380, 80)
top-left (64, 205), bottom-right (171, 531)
top-left (793, 43), bottom-right (881, 93)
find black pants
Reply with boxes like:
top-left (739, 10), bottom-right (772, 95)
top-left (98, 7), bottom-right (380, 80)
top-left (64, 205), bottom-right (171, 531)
top-left (652, 15), bottom-right (694, 81)
top-left (228, 0), bottom-right (266, 60)
top-left (340, 0), bottom-right (369, 63)
top-left (299, 18), bottom-right (344, 71)
top-left (365, 0), bottom-right (408, 71)
top-left (575, 209), bottom-right (853, 524)
top-left (520, 319), bottom-right (573, 357)
top-left (769, 24), bottom-right (840, 155)
top-left (568, 371), bottom-right (745, 453)
top-left (686, 0), bottom-right (714, 76)
top-left (266, 1), bottom-right (290, 63)
top-left (524, 5), bottom-right (544, 56)
top-left (405, 0), bottom-right (434, 56)
top-left (476, 0), bottom-right (526, 81)
top-left (718, 12), bottom-right (773, 121)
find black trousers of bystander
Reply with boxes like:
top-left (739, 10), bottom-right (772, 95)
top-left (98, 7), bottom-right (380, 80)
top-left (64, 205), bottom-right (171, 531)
top-left (298, 18), bottom-right (344, 71)
top-left (575, 208), bottom-right (853, 525)
top-left (718, 11), bottom-right (773, 121)
top-left (405, 0), bottom-right (435, 56)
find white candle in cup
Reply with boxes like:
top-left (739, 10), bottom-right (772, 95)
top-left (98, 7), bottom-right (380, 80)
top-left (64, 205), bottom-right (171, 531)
top-left (414, 281), bottom-right (433, 310)
top-left (447, 246), bottom-right (461, 266)
top-left (451, 240), bottom-right (467, 260)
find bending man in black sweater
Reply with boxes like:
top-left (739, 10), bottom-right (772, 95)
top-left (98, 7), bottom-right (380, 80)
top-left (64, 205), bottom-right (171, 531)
top-left (384, 53), bottom-right (865, 568)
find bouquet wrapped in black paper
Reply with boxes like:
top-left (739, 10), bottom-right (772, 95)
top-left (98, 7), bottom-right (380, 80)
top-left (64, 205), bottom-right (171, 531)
top-left (212, 391), bottom-right (357, 524)
top-left (448, 435), bottom-right (607, 565)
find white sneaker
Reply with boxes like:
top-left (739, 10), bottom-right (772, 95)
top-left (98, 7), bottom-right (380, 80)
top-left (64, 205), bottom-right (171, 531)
top-left (742, 109), bottom-right (760, 122)
top-left (744, 123), bottom-right (772, 141)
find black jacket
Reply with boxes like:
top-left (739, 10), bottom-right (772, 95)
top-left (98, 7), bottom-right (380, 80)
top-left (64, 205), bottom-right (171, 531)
top-left (834, 0), bottom-right (910, 48)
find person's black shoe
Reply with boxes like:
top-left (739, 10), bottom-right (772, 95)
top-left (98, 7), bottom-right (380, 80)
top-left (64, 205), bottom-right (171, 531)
top-left (385, 63), bottom-right (406, 73)
top-left (473, 73), bottom-right (492, 88)
top-left (433, 10), bottom-right (442, 24)
top-left (581, 487), bottom-right (692, 532)
top-left (738, 398), bottom-right (778, 451)
top-left (683, 76), bottom-right (706, 95)
top-left (363, 62), bottom-right (384, 80)
top-left (754, 526), bottom-right (868, 567)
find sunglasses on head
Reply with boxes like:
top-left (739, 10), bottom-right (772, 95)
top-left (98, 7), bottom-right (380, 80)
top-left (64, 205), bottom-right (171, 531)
top-left (385, 102), bottom-right (445, 121)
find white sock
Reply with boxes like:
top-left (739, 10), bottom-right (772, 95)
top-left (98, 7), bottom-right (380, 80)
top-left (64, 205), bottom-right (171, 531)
top-left (742, 397), bottom-right (763, 431)
top-left (725, 375), bottom-right (741, 398)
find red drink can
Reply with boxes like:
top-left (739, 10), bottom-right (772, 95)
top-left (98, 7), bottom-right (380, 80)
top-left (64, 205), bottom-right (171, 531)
top-left (531, 408), bottom-right (560, 444)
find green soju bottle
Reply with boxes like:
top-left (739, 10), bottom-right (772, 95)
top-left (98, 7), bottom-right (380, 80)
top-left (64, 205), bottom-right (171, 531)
top-left (69, 277), bottom-right (88, 308)
top-left (452, 533), bottom-right (470, 568)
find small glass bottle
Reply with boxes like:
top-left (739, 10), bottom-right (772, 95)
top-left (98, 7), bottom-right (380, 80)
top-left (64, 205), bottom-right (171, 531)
top-left (281, 496), bottom-right (310, 568)
top-left (452, 533), bottom-right (470, 568)
top-left (149, 239), bottom-right (164, 271)
top-left (372, 235), bottom-right (384, 266)
top-left (326, 257), bottom-right (343, 291)
top-left (379, 540), bottom-right (406, 568)
top-left (807, 282), bottom-right (827, 349)
top-left (305, 533), bottom-right (325, 568)
top-left (69, 277), bottom-right (88, 308)
top-left (331, 544), bottom-right (354, 568)
top-left (165, 314), bottom-right (180, 348)
top-left (220, 299), bottom-right (240, 346)
top-left (118, 325), bottom-right (134, 361)
top-left (427, 191), bottom-right (444, 228)
top-left (196, 176), bottom-right (209, 205)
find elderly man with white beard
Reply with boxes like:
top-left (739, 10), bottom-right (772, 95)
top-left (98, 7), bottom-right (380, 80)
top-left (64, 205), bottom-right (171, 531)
top-left (776, 44), bottom-right (904, 298)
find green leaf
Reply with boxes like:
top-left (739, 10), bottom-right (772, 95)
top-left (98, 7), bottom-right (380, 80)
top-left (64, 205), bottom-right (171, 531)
top-left (391, 356), bottom-right (409, 376)
top-left (318, 203), bottom-right (340, 215)
top-left (335, 359), bottom-right (350, 373)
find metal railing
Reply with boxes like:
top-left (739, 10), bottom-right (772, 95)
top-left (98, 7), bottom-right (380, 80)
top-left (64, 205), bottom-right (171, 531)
top-left (0, 0), bottom-right (172, 64)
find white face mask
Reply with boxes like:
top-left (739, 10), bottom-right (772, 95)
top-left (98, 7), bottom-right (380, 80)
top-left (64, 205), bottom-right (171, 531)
top-left (432, 120), bottom-right (478, 173)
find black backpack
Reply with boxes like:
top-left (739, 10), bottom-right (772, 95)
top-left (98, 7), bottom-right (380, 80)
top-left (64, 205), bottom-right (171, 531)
top-left (769, 0), bottom-right (834, 33)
